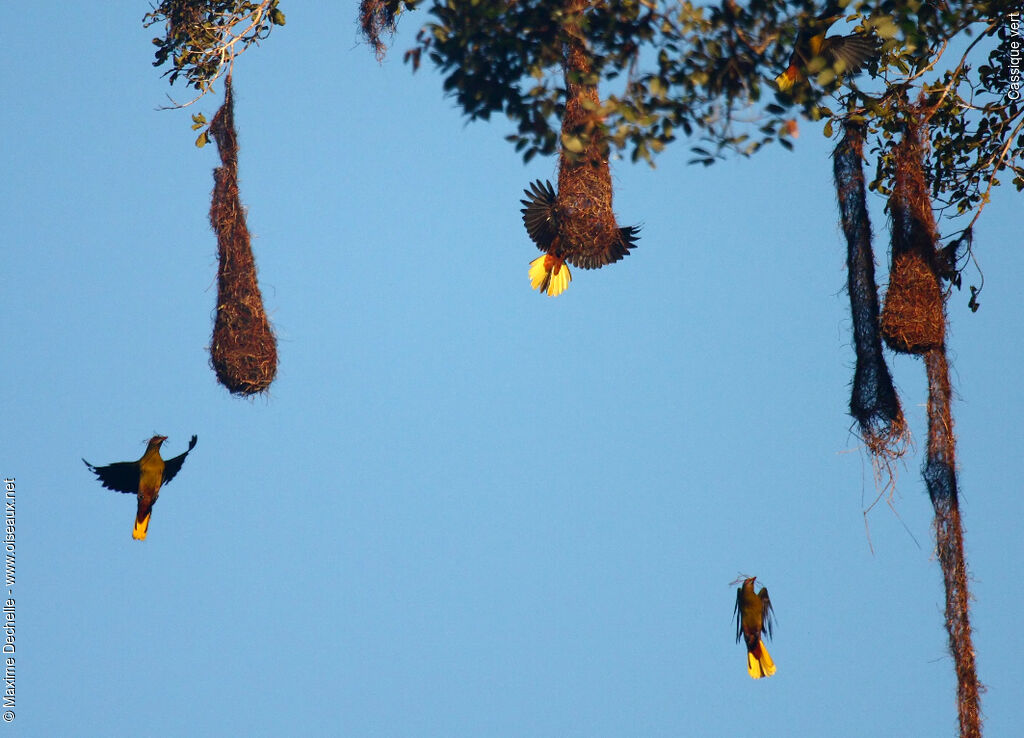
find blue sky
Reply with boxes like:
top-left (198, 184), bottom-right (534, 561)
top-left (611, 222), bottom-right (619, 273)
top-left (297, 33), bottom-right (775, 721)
top-left (3, 3), bottom-right (1022, 736)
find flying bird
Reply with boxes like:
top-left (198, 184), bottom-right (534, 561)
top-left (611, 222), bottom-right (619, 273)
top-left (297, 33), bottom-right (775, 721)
top-left (520, 179), bottom-right (639, 297)
top-left (734, 576), bottom-right (776, 679)
top-left (83, 435), bottom-right (198, 540)
top-left (775, 8), bottom-right (879, 91)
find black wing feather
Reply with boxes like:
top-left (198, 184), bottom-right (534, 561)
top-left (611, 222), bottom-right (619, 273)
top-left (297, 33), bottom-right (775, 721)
top-left (83, 459), bottom-right (140, 494)
top-left (565, 223), bottom-right (641, 270)
top-left (827, 34), bottom-right (879, 73)
top-left (520, 180), bottom-right (560, 250)
top-left (734, 587), bottom-right (743, 643)
top-left (758, 587), bottom-right (774, 640)
top-left (162, 435), bottom-right (198, 485)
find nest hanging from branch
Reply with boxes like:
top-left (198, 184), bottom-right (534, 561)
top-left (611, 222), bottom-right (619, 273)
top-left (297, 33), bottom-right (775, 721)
top-left (520, 0), bottom-right (639, 297)
top-left (557, 18), bottom-right (619, 257)
top-left (833, 122), bottom-right (907, 458)
top-left (880, 123), bottom-right (945, 354)
top-left (359, 0), bottom-right (398, 61)
top-left (877, 110), bottom-right (981, 735)
top-left (208, 76), bottom-right (278, 396)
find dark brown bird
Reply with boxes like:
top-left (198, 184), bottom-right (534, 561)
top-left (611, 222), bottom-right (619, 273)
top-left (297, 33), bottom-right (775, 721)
top-left (83, 435), bottom-right (197, 540)
top-left (734, 576), bottom-right (776, 679)
top-left (521, 179), bottom-right (639, 297)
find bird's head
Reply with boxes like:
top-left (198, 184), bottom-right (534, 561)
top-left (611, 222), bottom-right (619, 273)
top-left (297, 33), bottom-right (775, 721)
top-left (147, 435), bottom-right (168, 449)
top-left (730, 574), bottom-right (756, 587)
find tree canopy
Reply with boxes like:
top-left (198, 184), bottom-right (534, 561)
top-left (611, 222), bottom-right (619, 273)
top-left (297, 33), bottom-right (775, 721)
top-left (367, 1), bottom-right (1020, 246)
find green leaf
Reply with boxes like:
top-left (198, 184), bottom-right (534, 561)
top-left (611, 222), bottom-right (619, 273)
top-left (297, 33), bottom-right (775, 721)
top-left (195, 130), bottom-right (210, 148)
top-left (871, 16), bottom-right (901, 40)
top-left (561, 133), bottom-right (585, 154)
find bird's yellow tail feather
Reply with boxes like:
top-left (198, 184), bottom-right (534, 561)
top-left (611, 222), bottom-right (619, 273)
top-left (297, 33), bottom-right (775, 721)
top-left (529, 255), bottom-right (571, 297)
top-left (132, 512), bottom-right (151, 541)
top-left (775, 66), bottom-right (800, 91)
top-left (747, 642), bottom-right (776, 679)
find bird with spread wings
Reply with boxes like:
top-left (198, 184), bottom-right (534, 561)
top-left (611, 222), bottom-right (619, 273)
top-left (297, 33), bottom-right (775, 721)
top-left (775, 3), bottom-right (880, 92)
top-left (521, 180), bottom-right (640, 297)
top-left (84, 435), bottom-right (197, 541)
top-left (734, 576), bottom-right (777, 679)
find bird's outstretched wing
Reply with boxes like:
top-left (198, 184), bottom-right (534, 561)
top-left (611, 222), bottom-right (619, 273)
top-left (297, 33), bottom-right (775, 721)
top-left (826, 34), bottom-right (879, 74)
top-left (83, 459), bottom-right (140, 494)
top-left (521, 180), bottom-right (560, 251)
top-left (758, 587), bottom-right (774, 640)
top-left (565, 224), bottom-right (640, 270)
top-left (733, 587), bottom-right (744, 643)
top-left (162, 435), bottom-right (198, 485)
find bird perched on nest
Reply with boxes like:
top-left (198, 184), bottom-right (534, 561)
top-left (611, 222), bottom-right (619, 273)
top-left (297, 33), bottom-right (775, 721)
top-left (775, 5), bottom-right (879, 92)
top-left (520, 179), bottom-right (640, 297)
top-left (83, 435), bottom-right (197, 540)
top-left (734, 576), bottom-right (776, 679)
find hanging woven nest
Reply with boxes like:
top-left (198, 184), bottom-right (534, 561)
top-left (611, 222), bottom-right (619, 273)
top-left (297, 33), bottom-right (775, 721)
top-left (880, 251), bottom-right (944, 354)
top-left (880, 122), bottom-right (945, 354)
top-left (832, 121), bottom-right (907, 458)
top-left (208, 76), bottom-right (278, 396)
top-left (520, 0), bottom-right (639, 297)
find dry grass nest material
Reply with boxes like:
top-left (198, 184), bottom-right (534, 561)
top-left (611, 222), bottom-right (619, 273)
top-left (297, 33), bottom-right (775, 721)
top-left (881, 123), bottom-right (945, 354)
top-left (881, 250), bottom-right (945, 354)
top-left (208, 77), bottom-right (278, 396)
top-left (556, 44), bottom-right (634, 263)
top-left (359, 0), bottom-right (397, 61)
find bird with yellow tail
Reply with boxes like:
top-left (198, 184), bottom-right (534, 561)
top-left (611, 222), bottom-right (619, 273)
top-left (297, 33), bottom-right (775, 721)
top-left (734, 575), bottom-right (777, 679)
top-left (775, 3), bottom-right (879, 92)
top-left (84, 435), bottom-right (197, 540)
top-left (521, 179), bottom-right (639, 297)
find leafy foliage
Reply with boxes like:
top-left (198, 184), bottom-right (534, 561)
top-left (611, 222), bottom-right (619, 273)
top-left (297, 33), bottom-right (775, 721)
top-left (405, 1), bottom-right (675, 163)
top-left (865, 2), bottom-right (1023, 220)
top-left (144, 0), bottom-right (286, 104)
top-left (376, 0), bottom-right (1020, 246)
